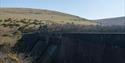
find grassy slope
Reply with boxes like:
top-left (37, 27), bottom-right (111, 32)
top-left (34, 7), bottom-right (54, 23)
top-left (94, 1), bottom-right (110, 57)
top-left (0, 8), bottom-right (97, 46)
top-left (95, 16), bottom-right (125, 26)
top-left (0, 8), bottom-right (97, 48)
top-left (0, 8), bottom-right (96, 25)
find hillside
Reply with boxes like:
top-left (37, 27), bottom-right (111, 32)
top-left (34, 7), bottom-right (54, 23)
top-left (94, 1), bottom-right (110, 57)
top-left (0, 8), bottom-right (96, 25)
top-left (95, 16), bottom-right (125, 26)
top-left (0, 8), bottom-right (97, 33)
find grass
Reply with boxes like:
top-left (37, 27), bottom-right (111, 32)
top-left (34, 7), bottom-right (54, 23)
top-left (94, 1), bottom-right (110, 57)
top-left (0, 8), bottom-right (97, 25)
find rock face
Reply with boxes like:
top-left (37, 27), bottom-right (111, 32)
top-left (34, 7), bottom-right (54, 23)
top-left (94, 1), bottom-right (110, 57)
top-left (14, 33), bottom-right (125, 63)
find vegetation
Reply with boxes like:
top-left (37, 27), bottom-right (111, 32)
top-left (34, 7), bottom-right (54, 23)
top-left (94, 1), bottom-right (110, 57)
top-left (0, 8), bottom-right (124, 63)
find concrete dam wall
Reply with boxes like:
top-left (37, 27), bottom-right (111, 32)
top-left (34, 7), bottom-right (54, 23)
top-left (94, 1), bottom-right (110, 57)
top-left (14, 33), bottom-right (125, 63)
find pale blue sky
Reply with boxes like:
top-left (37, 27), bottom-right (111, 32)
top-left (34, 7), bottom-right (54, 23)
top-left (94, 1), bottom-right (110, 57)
top-left (0, 0), bottom-right (124, 19)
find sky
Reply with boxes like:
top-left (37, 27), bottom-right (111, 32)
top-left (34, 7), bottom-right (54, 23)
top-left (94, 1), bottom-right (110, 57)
top-left (0, 0), bottom-right (124, 19)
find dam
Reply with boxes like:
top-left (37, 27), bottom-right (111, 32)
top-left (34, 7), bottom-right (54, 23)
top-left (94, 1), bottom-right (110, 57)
top-left (14, 32), bottom-right (125, 63)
